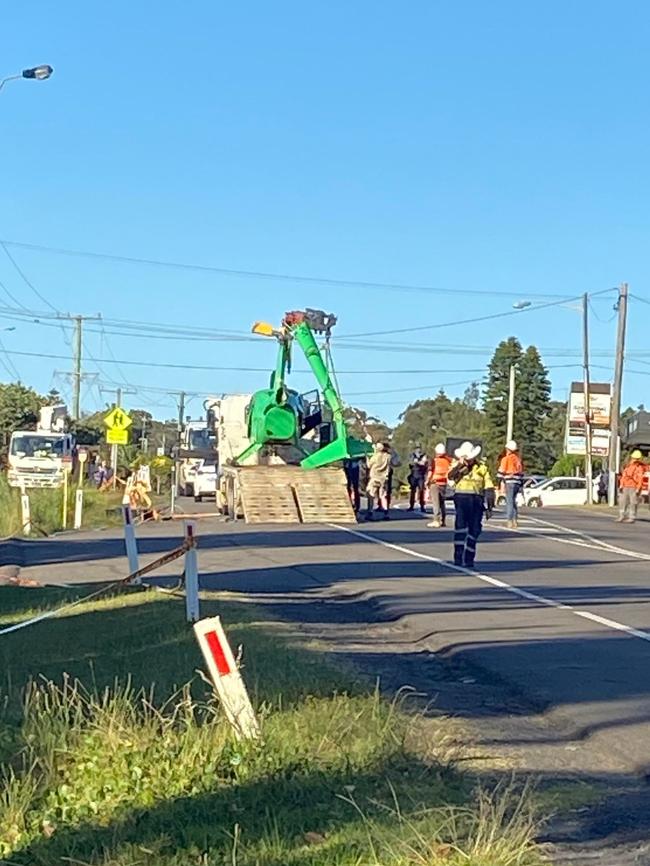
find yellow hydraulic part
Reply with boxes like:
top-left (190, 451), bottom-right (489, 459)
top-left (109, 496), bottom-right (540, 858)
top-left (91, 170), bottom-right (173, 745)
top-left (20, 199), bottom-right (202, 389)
top-left (252, 321), bottom-right (276, 337)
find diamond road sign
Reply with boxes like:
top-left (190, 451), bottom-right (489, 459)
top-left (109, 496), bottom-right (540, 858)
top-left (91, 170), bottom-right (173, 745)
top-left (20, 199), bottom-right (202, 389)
top-left (104, 407), bottom-right (133, 431)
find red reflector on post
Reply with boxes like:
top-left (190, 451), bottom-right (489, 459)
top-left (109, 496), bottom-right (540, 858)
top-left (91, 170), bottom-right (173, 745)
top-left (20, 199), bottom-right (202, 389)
top-left (205, 630), bottom-right (231, 675)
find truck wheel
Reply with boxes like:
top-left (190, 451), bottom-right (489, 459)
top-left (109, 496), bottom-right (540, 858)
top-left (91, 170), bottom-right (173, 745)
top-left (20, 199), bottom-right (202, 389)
top-left (194, 494), bottom-right (202, 503)
top-left (528, 497), bottom-right (541, 508)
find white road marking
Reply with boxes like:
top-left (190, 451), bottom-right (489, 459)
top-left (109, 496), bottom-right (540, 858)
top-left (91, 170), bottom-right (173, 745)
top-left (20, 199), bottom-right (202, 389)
top-left (330, 524), bottom-right (650, 645)
top-left (508, 514), bottom-right (650, 561)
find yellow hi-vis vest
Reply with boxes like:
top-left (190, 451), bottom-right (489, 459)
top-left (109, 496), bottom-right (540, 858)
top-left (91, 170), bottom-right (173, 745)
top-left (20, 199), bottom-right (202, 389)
top-left (452, 462), bottom-right (495, 495)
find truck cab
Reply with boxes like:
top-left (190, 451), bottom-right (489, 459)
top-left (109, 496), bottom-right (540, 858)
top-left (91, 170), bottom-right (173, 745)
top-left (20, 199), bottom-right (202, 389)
top-left (8, 406), bottom-right (75, 489)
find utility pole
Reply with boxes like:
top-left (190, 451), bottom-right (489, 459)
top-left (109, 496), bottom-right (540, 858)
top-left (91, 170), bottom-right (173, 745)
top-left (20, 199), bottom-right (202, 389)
top-left (582, 293), bottom-right (593, 505)
top-left (59, 313), bottom-right (102, 421)
top-left (72, 316), bottom-right (82, 421)
top-left (171, 390), bottom-right (186, 512)
top-left (608, 283), bottom-right (629, 506)
top-left (506, 364), bottom-right (516, 444)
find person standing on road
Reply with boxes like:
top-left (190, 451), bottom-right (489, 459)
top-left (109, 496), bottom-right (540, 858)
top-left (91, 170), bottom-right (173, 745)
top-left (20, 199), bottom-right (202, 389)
top-left (407, 446), bottom-right (428, 513)
top-left (498, 440), bottom-right (524, 529)
top-left (385, 444), bottom-right (401, 510)
top-left (343, 457), bottom-right (361, 514)
top-left (617, 450), bottom-right (645, 523)
top-left (366, 442), bottom-right (391, 521)
top-left (427, 443), bottom-right (452, 528)
top-left (448, 441), bottom-right (495, 568)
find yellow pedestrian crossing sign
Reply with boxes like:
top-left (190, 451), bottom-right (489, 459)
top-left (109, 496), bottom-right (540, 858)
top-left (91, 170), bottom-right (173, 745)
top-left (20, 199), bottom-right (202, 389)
top-left (104, 407), bottom-right (133, 431)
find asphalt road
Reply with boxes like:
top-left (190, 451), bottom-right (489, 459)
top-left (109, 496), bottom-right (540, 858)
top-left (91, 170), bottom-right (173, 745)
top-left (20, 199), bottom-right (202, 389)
top-left (5, 501), bottom-right (650, 863)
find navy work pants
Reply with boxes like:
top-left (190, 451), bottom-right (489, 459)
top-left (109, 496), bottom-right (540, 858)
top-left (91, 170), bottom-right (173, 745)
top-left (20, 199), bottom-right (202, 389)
top-left (453, 492), bottom-right (484, 567)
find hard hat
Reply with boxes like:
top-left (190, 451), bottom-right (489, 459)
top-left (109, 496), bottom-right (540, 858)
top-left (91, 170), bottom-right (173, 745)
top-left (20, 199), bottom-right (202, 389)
top-left (454, 441), bottom-right (481, 460)
top-left (434, 443), bottom-right (446, 456)
top-left (631, 449), bottom-right (643, 460)
top-left (506, 440), bottom-right (518, 451)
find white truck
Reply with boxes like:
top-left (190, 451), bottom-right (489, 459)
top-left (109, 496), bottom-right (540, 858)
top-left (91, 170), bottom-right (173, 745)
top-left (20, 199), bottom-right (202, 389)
top-left (8, 405), bottom-right (75, 489)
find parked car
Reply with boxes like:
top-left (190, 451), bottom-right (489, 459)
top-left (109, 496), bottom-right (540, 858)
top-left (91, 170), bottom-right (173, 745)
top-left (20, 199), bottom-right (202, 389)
top-left (523, 476), bottom-right (587, 508)
top-left (496, 475), bottom-right (547, 507)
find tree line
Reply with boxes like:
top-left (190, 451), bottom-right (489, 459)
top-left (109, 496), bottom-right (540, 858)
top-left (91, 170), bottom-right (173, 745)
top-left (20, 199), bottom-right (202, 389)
top-left (346, 336), bottom-right (572, 478)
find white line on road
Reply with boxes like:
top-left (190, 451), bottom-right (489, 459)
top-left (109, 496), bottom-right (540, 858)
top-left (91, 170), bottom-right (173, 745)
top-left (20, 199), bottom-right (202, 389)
top-left (521, 515), bottom-right (650, 561)
top-left (330, 524), bottom-right (650, 645)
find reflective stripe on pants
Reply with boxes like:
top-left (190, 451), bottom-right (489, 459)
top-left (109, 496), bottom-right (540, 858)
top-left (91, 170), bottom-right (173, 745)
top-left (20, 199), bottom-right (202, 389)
top-left (453, 493), bottom-right (484, 565)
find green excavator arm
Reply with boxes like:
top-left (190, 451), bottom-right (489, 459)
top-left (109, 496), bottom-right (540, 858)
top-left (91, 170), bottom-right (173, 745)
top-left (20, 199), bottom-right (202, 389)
top-left (235, 309), bottom-right (372, 468)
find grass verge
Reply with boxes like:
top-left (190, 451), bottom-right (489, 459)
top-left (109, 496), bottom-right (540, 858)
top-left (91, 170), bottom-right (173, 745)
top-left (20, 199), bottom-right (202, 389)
top-left (0, 475), bottom-right (126, 537)
top-left (0, 586), bottom-right (545, 865)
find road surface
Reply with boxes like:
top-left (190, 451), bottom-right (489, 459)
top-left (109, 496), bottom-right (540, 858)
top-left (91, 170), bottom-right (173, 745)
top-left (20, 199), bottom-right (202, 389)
top-left (4, 501), bottom-right (650, 863)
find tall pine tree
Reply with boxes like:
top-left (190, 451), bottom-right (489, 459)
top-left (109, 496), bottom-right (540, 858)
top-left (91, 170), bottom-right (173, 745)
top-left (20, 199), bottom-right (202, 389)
top-left (483, 338), bottom-right (552, 472)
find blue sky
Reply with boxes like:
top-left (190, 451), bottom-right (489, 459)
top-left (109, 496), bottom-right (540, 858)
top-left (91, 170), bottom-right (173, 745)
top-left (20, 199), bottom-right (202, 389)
top-left (1, 0), bottom-right (649, 423)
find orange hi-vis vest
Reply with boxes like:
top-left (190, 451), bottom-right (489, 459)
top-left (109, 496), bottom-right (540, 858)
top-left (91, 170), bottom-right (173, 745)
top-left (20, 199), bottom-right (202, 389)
top-left (620, 461), bottom-right (645, 491)
top-left (429, 455), bottom-right (452, 485)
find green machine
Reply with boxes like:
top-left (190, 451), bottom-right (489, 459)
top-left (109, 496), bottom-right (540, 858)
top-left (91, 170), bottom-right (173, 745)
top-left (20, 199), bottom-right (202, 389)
top-left (235, 309), bottom-right (372, 469)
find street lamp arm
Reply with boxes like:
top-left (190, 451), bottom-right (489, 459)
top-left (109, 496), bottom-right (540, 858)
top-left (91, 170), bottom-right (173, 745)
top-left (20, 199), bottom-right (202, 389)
top-left (0, 74), bottom-right (22, 92)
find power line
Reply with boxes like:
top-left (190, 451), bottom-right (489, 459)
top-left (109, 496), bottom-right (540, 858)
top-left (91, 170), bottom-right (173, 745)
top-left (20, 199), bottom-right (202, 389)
top-left (0, 241), bottom-right (60, 313)
top-left (337, 289), bottom-right (618, 339)
top-left (0, 238), bottom-right (575, 300)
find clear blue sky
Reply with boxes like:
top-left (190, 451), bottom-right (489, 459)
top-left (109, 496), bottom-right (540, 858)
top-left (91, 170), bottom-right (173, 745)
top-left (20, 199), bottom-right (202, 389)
top-left (1, 0), bottom-right (649, 423)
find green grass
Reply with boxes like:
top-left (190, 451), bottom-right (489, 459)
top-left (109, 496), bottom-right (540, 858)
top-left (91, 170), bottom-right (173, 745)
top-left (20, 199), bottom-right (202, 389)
top-left (0, 475), bottom-right (125, 537)
top-left (0, 587), bottom-right (545, 865)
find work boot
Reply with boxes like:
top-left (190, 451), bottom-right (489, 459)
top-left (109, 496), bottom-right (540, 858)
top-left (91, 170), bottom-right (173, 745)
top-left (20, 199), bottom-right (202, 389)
top-left (427, 519), bottom-right (441, 528)
top-left (512, 519), bottom-right (518, 529)
top-left (615, 516), bottom-right (625, 523)
top-left (464, 559), bottom-right (475, 569)
top-left (365, 512), bottom-right (374, 522)
top-left (624, 518), bottom-right (635, 523)
top-left (453, 557), bottom-right (463, 567)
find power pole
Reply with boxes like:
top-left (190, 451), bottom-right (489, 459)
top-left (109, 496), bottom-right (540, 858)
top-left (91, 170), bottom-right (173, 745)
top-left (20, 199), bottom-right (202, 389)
top-left (72, 316), bottom-right (82, 420)
top-left (58, 313), bottom-right (102, 420)
top-left (608, 283), bottom-right (629, 506)
top-left (582, 293), bottom-right (593, 505)
top-left (506, 364), bottom-right (516, 444)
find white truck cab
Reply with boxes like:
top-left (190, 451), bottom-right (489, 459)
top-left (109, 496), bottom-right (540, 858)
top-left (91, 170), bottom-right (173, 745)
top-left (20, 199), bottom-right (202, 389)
top-left (8, 405), bottom-right (75, 489)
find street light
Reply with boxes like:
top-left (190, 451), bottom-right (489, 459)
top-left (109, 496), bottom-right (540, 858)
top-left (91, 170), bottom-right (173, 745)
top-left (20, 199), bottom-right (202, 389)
top-left (0, 65), bottom-right (54, 92)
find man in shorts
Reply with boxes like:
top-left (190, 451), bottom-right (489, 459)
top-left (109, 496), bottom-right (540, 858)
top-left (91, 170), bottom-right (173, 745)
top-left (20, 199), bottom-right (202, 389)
top-left (366, 442), bottom-right (391, 520)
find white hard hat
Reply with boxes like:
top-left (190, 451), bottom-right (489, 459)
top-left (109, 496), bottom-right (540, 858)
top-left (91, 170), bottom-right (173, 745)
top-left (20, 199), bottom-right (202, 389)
top-left (454, 441), bottom-right (482, 460)
top-left (434, 443), bottom-right (446, 456)
top-left (506, 440), bottom-right (518, 451)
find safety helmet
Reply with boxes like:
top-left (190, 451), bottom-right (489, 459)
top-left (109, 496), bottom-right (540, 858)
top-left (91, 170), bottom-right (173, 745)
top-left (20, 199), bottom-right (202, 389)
top-left (455, 441), bottom-right (482, 460)
top-left (434, 443), bottom-right (446, 456)
top-left (631, 449), bottom-right (643, 460)
top-left (506, 440), bottom-right (518, 452)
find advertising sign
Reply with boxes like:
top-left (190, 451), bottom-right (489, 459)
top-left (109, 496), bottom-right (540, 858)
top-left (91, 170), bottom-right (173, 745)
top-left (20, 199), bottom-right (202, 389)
top-left (568, 387), bottom-right (611, 427)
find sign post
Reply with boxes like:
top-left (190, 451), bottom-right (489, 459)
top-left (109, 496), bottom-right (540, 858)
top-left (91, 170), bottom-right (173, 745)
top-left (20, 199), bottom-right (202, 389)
top-left (194, 617), bottom-right (260, 739)
top-left (77, 448), bottom-right (88, 488)
top-left (74, 489), bottom-right (84, 529)
top-left (20, 487), bottom-right (31, 536)
top-left (104, 407), bottom-right (133, 488)
top-left (184, 522), bottom-right (200, 623)
top-left (61, 466), bottom-right (71, 529)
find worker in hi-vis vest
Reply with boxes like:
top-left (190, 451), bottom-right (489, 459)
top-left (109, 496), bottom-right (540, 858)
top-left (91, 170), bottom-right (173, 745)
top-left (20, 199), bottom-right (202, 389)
top-left (427, 443), bottom-right (452, 528)
top-left (448, 441), bottom-right (495, 569)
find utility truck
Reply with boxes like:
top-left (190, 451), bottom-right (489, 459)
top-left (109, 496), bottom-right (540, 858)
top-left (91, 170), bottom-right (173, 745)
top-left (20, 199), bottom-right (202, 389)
top-left (177, 416), bottom-right (217, 497)
top-left (8, 405), bottom-right (75, 489)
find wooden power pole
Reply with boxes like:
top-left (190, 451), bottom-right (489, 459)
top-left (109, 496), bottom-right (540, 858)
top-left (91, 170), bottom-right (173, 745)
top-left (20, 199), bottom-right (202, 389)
top-left (608, 283), bottom-right (629, 506)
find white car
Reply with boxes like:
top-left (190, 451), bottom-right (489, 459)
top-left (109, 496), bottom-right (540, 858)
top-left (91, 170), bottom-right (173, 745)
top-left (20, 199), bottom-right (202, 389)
top-left (523, 476), bottom-right (588, 508)
top-left (188, 459), bottom-right (217, 502)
